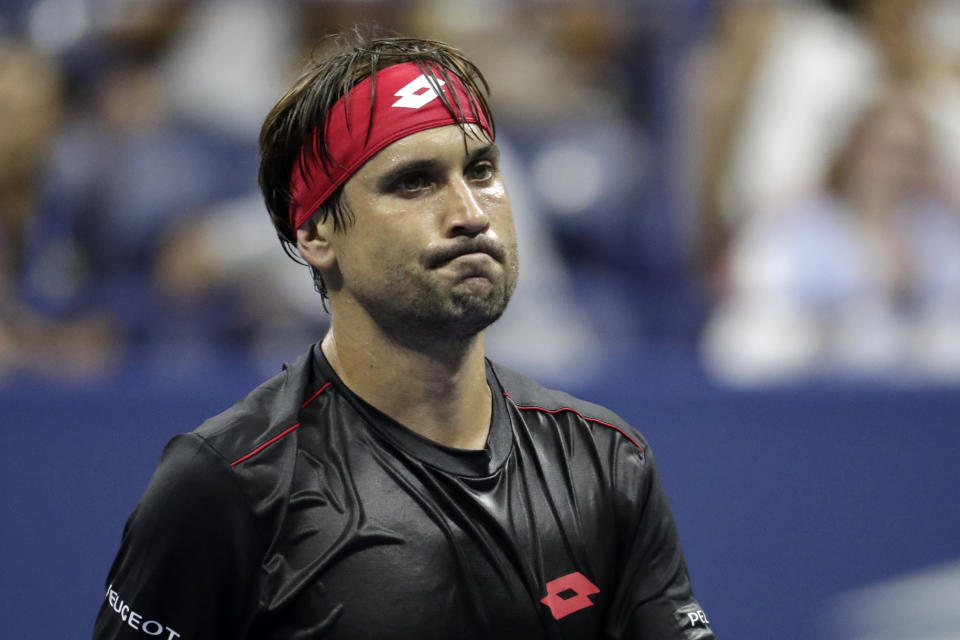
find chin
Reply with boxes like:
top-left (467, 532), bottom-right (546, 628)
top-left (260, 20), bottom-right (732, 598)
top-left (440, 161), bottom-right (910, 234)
top-left (452, 305), bottom-right (508, 338)
top-left (412, 285), bottom-right (514, 342)
top-left (358, 266), bottom-right (518, 344)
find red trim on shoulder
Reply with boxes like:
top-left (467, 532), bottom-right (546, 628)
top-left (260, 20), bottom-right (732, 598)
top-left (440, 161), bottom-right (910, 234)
top-left (299, 383), bottom-right (332, 410)
top-left (503, 391), bottom-right (645, 454)
top-left (230, 382), bottom-right (333, 467)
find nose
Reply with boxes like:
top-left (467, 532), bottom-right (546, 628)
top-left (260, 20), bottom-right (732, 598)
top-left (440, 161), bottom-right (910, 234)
top-left (445, 175), bottom-right (490, 238)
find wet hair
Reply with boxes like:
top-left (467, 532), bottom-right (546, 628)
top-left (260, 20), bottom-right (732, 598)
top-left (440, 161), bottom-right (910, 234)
top-left (258, 32), bottom-right (495, 298)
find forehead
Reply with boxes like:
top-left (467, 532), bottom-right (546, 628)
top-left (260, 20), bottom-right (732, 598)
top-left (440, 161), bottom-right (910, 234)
top-left (351, 124), bottom-right (493, 179)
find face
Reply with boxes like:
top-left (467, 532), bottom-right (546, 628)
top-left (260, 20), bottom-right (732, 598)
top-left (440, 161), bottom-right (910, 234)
top-left (325, 124), bottom-right (519, 343)
top-left (0, 45), bottom-right (60, 179)
top-left (848, 105), bottom-right (927, 203)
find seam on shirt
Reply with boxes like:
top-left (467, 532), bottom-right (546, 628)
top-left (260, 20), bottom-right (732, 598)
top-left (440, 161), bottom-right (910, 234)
top-left (230, 382), bottom-right (333, 466)
top-left (502, 391), bottom-right (645, 454)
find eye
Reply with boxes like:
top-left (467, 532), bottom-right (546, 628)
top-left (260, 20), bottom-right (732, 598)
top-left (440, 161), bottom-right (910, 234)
top-left (466, 161), bottom-right (496, 182)
top-left (392, 172), bottom-right (433, 195)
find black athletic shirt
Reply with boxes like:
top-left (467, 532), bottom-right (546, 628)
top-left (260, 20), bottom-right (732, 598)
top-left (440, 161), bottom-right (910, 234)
top-left (93, 344), bottom-right (714, 639)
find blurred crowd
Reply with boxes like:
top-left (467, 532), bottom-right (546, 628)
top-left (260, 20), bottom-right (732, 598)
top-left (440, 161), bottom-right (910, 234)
top-left (692, 0), bottom-right (960, 384)
top-left (0, 0), bottom-right (958, 386)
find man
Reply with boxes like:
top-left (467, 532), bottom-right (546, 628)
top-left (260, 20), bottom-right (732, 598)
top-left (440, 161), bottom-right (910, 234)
top-left (94, 35), bottom-right (714, 639)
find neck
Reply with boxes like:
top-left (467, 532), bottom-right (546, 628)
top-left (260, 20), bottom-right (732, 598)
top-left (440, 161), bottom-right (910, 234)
top-left (321, 302), bottom-right (492, 450)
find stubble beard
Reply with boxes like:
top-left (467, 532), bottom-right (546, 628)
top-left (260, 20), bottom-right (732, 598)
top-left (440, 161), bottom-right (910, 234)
top-left (357, 244), bottom-right (519, 349)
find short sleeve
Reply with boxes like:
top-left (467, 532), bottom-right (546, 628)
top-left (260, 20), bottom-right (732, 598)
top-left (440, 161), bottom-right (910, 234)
top-left (605, 442), bottom-right (715, 639)
top-left (92, 433), bottom-right (262, 640)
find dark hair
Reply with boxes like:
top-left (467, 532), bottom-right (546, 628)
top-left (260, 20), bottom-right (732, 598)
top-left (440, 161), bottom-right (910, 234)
top-left (258, 32), bottom-right (495, 297)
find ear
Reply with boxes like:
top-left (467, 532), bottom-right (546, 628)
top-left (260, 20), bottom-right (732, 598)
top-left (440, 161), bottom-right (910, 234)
top-left (296, 215), bottom-right (337, 272)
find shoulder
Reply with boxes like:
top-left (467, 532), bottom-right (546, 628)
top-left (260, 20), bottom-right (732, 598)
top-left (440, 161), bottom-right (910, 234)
top-left (192, 344), bottom-right (334, 467)
top-left (97, 433), bottom-right (263, 640)
top-left (134, 345), bottom-right (335, 545)
top-left (133, 432), bottom-right (253, 537)
top-left (490, 360), bottom-right (647, 455)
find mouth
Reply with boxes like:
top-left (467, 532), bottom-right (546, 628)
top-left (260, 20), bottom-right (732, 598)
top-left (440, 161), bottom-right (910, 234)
top-left (424, 237), bottom-right (506, 269)
top-left (444, 252), bottom-right (500, 282)
top-left (451, 251), bottom-right (494, 262)
top-left (448, 252), bottom-right (496, 268)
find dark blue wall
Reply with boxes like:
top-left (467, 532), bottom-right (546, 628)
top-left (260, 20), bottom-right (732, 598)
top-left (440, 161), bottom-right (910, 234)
top-left (3, 349), bottom-right (958, 639)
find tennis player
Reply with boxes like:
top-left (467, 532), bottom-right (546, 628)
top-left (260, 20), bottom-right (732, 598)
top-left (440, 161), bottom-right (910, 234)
top-left (94, 34), bottom-right (714, 640)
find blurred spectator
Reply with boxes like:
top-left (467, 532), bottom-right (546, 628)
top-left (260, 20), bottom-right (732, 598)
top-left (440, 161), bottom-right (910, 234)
top-left (683, 0), bottom-right (960, 279)
top-left (160, 0), bottom-right (300, 139)
top-left (17, 2), bottom-right (276, 371)
top-left (0, 36), bottom-right (118, 378)
top-left (910, 0), bottom-right (960, 208)
top-left (703, 88), bottom-right (960, 384)
top-left (0, 38), bottom-right (60, 293)
top-left (152, 191), bottom-right (329, 376)
top-left (681, 0), bottom-right (881, 277)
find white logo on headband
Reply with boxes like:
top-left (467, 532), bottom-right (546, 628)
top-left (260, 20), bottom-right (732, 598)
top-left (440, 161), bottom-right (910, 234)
top-left (392, 75), bottom-right (446, 109)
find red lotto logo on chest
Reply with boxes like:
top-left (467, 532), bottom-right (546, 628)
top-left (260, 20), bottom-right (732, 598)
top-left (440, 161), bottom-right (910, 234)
top-left (540, 571), bottom-right (600, 620)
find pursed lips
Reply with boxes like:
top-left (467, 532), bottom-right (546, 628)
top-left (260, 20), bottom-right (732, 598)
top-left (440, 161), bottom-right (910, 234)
top-left (423, 237), bottom-right (506, 269)
top-left (444, 252), bottom-right (499, 278)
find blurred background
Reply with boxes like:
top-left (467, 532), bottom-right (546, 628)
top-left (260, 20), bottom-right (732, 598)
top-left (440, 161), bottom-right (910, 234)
top-left (1, 0), bottom-right (959, 638)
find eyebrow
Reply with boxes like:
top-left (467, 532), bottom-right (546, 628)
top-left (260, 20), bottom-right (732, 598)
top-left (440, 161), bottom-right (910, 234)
top-left (468, 143), bottom-right (499, 164)
top-left (467, 143), bottom-right (499, 167)
top-left (375, 143), bottom-right (499, 191)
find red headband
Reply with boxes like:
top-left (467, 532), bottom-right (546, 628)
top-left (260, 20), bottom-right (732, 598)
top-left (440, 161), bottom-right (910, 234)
top-left (288, 61), bottom-right (493, 230)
